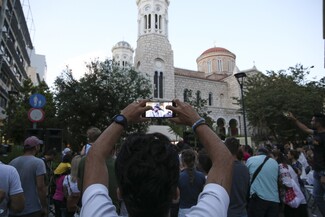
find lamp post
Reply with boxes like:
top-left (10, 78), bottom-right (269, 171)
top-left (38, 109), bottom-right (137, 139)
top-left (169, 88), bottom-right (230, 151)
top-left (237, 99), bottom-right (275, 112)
top-left (234, 72), bottom-right (248, 146)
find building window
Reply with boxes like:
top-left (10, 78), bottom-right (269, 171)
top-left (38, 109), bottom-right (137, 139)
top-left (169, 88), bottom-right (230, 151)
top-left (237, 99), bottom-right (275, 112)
top-left (217, 59), bottom-right (222, 72)
top-left (208, 92), bottom-right (213, 106)
top-left (154, 71), bottom-right (158, 97)
top-left (184, 89), bottom-right (191, 102)
top-left (196, 90), bottom-right (201, 105)
top-left (0, 95), bottom-right (7, 108)
top-left (0, 72), bottom-right (9, 85)
top-left (159, 15), bottom-right (162, 30)
top-left (148, 14), bottom-right (151, 29)
top-left (144, 15), bottom-right (147, 29)
top-left (207, 61), bottom-right (211, 73)
top-left (155, 14), bottom-right (158, 29)
top-left (154, 71), bottom-right (163, 98)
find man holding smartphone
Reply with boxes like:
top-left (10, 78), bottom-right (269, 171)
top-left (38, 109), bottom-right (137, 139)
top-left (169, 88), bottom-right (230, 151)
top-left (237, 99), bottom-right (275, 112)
top-left (80, 99), bottom-right (233, 217)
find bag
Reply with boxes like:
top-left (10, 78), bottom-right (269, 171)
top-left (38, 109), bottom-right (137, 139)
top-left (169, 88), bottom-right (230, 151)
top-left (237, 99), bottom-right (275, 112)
top-left (284, 179), bottom-right (304, 208)
top-left (66, 176), bottom-right (81, 212)
top-left (67, 192), bottom-right (81, 212)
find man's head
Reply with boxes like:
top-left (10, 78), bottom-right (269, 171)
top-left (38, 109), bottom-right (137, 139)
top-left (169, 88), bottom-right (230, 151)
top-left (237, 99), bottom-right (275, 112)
top-left (44, 149), bottom-right (57, 161)
top-left (23, 136), bottom-right (43, 153)
top-left (311, 113), bottom-right (325, 130)
top-left (153, 104), bottom-right (160, 112)
top-left (87, 127), bottom-right (102, 143)
top-left (224, 137), bottom-right (240, 156)
top-left (115, 133), bottom-right (179, 217)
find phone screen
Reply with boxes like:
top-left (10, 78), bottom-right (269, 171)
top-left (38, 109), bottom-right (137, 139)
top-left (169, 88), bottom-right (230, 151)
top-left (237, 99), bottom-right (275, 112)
top-left (143, 101), bottom-right (175, 118)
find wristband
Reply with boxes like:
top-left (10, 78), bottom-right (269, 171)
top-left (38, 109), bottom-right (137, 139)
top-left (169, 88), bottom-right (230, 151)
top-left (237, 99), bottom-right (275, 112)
top-left (192, 118), bottom-right (206, 132)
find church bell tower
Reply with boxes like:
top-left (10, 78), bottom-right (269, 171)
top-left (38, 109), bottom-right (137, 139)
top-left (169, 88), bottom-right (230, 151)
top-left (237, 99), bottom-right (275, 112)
top-left (134, 0), bottom-right (175, 100)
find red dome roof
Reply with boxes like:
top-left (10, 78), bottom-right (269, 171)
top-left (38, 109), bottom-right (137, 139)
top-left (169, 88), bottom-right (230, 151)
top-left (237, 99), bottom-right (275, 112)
top-left (201, 47), bottom-right (232, 56)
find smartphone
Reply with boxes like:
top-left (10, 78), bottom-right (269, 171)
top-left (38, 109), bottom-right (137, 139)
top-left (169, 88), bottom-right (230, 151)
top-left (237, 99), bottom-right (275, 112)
top-left (143, 101), bottom-right (176, 118)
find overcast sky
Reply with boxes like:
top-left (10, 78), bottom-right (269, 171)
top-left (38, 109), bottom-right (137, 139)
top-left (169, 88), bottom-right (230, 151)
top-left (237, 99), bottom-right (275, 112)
top-left (25, 0), bottom-right (324, 87)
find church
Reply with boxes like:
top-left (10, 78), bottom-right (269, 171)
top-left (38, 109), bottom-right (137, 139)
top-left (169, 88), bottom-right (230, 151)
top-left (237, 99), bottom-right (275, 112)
top-left (111, 0), bottom-right (260, 142)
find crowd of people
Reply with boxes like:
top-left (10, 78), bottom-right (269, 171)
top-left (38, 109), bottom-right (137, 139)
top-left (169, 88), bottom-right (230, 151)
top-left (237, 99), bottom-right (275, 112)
top-left (0, 99), bottom-right (324, 217)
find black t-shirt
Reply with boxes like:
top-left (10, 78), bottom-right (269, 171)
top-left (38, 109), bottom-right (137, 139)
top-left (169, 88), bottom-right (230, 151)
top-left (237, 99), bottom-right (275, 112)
top-left (312, 131), bottom-right (325, 171)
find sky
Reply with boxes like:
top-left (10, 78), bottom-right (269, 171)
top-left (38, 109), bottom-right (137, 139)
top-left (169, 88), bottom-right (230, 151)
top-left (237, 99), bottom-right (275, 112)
top-left (24, 0), bottom-right (324, 88)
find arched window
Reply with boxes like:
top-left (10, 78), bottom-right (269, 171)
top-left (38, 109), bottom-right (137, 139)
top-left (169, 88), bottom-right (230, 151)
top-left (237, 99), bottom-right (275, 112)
top-left (184, 89), bottom-right (189, 102)
top-left (148, 14), bottom-right (151, 29)
top-left (154, 71), bottom-right (158, 98)
top-left (144, 15), bottom-right (147, 29)
top-left (196, 90), bottom-right (201, 105)
top-left (207, 61), bottom-right (211, 73)
top-left (208, 92), bottom-right (213, 106)
top-left (159, 72), bottom-right (163, 98)
top-left (217, 59), bottom-right (222, 72)
top-left (154, 71), bottom-right (163, 98)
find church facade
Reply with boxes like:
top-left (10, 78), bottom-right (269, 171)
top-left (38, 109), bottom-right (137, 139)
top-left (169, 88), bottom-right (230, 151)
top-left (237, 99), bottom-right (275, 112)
top-left (111, 0), bottom-right (260, 140)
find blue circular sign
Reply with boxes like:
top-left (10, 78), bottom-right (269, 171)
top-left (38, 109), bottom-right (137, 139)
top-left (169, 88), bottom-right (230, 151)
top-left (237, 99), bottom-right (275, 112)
top-left (29, 93), bottom-right (46, 108)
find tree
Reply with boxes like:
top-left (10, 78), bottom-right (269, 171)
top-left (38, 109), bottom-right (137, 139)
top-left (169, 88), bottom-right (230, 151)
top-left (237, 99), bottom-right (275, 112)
top-left (53, 59), bottom-right (152, 150)
top-left (243, 64), bottom-right (325, 144)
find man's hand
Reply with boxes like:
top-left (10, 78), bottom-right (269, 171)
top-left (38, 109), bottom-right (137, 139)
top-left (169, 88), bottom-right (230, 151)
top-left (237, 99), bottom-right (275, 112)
top-left (166, 99), bottom-right (201, 126)
top-left (121, 99), bottom-right (151, 124)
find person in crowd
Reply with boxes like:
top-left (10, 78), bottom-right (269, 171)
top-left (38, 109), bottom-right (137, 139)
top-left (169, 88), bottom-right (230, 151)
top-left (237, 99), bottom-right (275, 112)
top-left (287, 112), bottom-right (325, 216)
top-left (9, 136), bottom-right (47, 217)
top-left (287, 149), bottom-right (305, 187)
top-left (61, 147), bottom-right (72, 161)
top-left (178, 149), bottom-right (206, 217)
top-left (63, 155), bottom-right (82, 217)
top-left (77, 150), bottom-right (120, 213)
top-left (40, 149), bottom-right (57, 194)
top-left (80, 127), bottom-right (102, 156)
top-left (246, 147), bottom-right (280, 217)
top-left (297, 146), bottom-right (311, 174)
top-left (53, 161), bottom-right (71, 217)
top-left (80, 99), bottom-right (233, 217)
top-left (283, 142), bottom-right (292, 155)
top-left (272, 150), bottom-right (308, 217)
top-left (224, 137), bottom-right (250, 217)
top-left (0, 162), bottom-right (25, 217)
top-left (197, 148), bottom-right (212, 177)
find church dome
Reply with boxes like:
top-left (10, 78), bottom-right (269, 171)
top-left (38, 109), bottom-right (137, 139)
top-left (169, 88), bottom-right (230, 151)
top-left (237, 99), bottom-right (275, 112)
top-left (112, 41), bottom-right (134, 52)
top-left (196, 47), bottom-right (236, 75)
top-left (200, 47), bottom-right (235, 57)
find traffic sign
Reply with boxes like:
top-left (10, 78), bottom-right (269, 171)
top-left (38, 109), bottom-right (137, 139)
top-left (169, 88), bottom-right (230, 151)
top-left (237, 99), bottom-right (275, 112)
top-left (28, 108), bottom-right (45, 123)
top-left (29, 94), bottom-right (46, 108)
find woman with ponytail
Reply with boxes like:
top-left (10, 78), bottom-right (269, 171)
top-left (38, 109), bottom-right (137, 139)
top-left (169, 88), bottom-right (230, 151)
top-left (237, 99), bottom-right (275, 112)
top-left (178, 149), bottom-right (206, 217)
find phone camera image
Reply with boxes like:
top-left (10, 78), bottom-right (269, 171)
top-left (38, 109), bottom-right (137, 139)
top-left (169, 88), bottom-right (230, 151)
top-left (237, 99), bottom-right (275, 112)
top-left (144, 101), bottom-right (175, 118)
top-left (282, 111), bottom-right (289, 117)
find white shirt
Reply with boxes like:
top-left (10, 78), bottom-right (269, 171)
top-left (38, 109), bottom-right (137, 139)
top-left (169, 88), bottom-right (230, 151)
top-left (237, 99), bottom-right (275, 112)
top-left (80, 183), bottom-right (229, 217)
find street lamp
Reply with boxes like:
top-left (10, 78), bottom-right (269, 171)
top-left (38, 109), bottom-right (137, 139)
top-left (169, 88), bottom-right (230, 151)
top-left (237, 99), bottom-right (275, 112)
top-left (234, 72), bottom-right (248, 146)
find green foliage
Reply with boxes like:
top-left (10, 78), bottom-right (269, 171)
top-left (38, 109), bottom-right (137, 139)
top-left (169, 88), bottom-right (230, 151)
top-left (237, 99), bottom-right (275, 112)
top-left (53, 59), bottom-right (152, 150)
top-left (244, 64), bottom-right (325, 143)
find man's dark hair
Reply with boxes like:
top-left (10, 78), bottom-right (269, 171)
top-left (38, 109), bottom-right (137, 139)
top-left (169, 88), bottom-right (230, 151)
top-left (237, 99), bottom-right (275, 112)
top-left (314, 113), bottom-right (325, 127)
top-left (44, 149), bottom-right (57, 157)
top-left (197, 148), bottom-right (212, 174)
top-left (115, 133), bottom-right (179, 217)
top-left (224, 137), bottom-right (240, 155)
